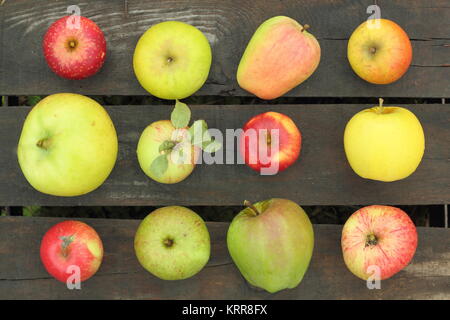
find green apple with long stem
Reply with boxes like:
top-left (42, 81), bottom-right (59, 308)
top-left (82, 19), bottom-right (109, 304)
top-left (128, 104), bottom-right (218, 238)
top-left (134, 206), bottom-right (211, 280)
top-left (227, 198), bottom-right (314, 293)
top-left (137, 100), bottom-right (221, 184)
top-left (133, 21), bottom-right (212, 100)
top-left (17, 93), bottom-right (118, 196)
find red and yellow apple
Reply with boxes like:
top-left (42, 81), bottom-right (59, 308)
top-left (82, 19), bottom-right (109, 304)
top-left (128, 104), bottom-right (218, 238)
top-left (341, 205), bottom-right (418, 280)
top-left (344, 99), bottom-right (425, 182)
top-left (347, 19), bottom-right (412, 84)
top-left (40, 220), bottom-right (104, 283)
top-left (43, 16), bottom-right (106, 80)
top-left (237, 16), bottom-right (321, 100)
top-left (239, 111), bottom-right (301, 174)
top-left (227, 199), bottom-right (314, 293)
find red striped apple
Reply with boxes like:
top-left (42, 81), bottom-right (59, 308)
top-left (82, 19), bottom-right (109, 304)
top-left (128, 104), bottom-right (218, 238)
top-left (43, 15), bottom-right (106, 80)
top-left (341, 205), bottom-right (418, 280)
top-left (40, 221), bottom-right (103, 283)
top-left (347, 19), bottom-right (412, 84)
top-left (237, 16), bottom-right (321, 100)
top-left (239, 111), bottom-right (301, 175)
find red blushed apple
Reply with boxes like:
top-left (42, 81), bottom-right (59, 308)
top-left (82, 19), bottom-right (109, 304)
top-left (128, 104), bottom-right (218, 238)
top-left (341, 205), bottom-right (418, 280)
top-left (40, 220), bottom-right (104, 283)
top-left (239, 112), bottom-right (301, 174)
top-left (43, 16), bottom-right (106, 80)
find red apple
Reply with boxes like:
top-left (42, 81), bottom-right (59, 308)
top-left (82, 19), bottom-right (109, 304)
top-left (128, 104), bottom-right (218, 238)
top-left (341, 205), bottom-right (418, 280)
top-left (40, 220), bottom-right (104, 283)
top-left (43, 16), bottom-right (106, 80)
top-left (239, 112), bottom-right (301, 174)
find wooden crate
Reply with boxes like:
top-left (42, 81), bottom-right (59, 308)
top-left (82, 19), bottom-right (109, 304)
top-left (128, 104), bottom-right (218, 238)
top-left (0, 0), bottom-right (449, 299)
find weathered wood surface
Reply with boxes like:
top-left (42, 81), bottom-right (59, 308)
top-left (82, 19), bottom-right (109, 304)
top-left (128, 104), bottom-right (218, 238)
top-left (0, 216), bottom-right (448, 299)
top-left (0, 104), bottom-right (449, 206)
top-left (0, 0), bottom-right (449, 97)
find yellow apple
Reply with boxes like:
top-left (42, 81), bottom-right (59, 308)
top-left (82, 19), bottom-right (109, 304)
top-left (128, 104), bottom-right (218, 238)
top-left (133, 21), bottom-right (212, 100)
top-left (344, 99), bottom-right (425, 182)
top-left (17, 93), bottom-right (118, 196)
top-left (137, 120), bottom-right (199, 184)
top-left (347, 19), bottom-right (412, 84)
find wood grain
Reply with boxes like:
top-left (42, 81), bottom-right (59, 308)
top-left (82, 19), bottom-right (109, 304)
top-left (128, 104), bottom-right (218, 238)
top-left (0, 216), bottom-right (448, 299)
top-left (0, 104), bottom-right (448, 206)
top-left (0, 0), bottom-right (449, 97)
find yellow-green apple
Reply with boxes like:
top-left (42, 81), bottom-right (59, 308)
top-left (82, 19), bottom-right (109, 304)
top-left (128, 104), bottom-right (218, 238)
top-left (43, 16), bottom-right (106, 80)
top-left (227, 199), bottom-right (314, 293)
top-left (133, 21), bottom-right (212, 100)
top-left (237, 16), bottom-right (321, 100)
top-left (344, 98), bottom-right (425, 182)
top-left (40, 220), bottom-right (104, 283)
top-left (137, 120), bottom-right (199, 184)
top-left (134, 206), bottom-right (211, 280)
top-left (341, 205), bottom-right (418, 280)
top-left (137, 100), bottom-right (219, 184)
top-left (17, 93), bottom-right (118, 196)
top-left (347, 19), bottom-right (412, 84)
top-left (239, 112), bottom-right (301, 175)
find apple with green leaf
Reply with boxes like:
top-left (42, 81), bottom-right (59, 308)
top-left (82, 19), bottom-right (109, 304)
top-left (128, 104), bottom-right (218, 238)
top-left (137, 100), bottom-right (221, 184)
top-left (133, 21), bottom-right (212, 100)
top-left (134, 206), bottom-right (211, 280)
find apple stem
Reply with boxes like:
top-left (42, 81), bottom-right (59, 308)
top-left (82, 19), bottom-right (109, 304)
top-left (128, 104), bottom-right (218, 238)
top-left (377, 98), bottom-right (384, 114)
top-left (301, 24), bottom-right (310, 32)
top-left (36, 138), bottom-right (51, 150)
top-left (244, 200), bottom-right (260, 216)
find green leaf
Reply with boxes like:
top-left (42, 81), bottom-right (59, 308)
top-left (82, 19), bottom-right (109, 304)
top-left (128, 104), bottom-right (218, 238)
top-left (203, 139), bottom-right (222, 153)
top-left (27, 96), bottom-right (43, 106)
top-left (159, 140), bottom-right (176, 153)
top-left (150, 154), bottom-right (168, 177)
top-left (189, 119), bottom-right (210, 148)
top-left (171, 100), bottom-right (191, 129)
top-left (23, 206), bottom-right (41, 217)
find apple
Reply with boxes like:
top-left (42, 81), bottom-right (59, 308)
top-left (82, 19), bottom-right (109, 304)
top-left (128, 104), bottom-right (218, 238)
top-left (237, 16), bottom-right (321, 100)
top-left (347, 19), bottom-right (412, 84)
top-left (40, 220), bottom-right (104, 283)
top-left (137, 100), bottom-right (220, 184)
top-left (43, 15), bottom-right (106, 80)
top-left (227, 199), bottom-right (314, 293)
top-left (137, 120), bottom-right (199, 184)
top-left (239, 111), bottom-right (301, 174)
top-left (341, 205), bottom-right (418, 280)
top-left (17, 93), bottom-right (118, 196)
top-left (134, 206), bottom-right (211, 280)
top-left (344, 98), bottom-right (425, 182)
top-left (133, 21), bottom-right (212, 100)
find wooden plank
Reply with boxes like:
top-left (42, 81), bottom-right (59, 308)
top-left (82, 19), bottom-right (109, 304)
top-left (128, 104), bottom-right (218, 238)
top-left (0, 216), bottom-right (448, 299)
top-left (0, 0), bottom-right (449, 97)
top-left (0, 104), bottom-right (449, 206)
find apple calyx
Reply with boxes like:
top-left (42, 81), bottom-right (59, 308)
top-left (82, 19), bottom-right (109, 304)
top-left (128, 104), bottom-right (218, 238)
top-left (365, 233), bottom-right (378, 247)
top-left (36, 138), bottom-right (52, 150)
top-left (163, 237), bottom-right (175, 248)
top-left (68, 39), bottom-right (78, 50)
top-left (60, 235), bottom-right (75, 257)
top-left (376, 98), bottom-right (385, 114)
top-left (244, 200), bottom-right (261, 216)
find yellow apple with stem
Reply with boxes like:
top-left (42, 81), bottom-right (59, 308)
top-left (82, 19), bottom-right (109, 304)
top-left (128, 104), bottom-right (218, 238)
top-left (344, 98), bottom-right (425, 182)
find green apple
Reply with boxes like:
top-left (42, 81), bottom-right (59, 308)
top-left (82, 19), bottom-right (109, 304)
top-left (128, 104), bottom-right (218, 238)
top-left (137, 119), bottom-right (199, 184)
top-left (134, 206), bottom-right (211, 280)
top-left (17, 93), bottom-right (118, 196)
top-left (227, 199), bottom-right (314, 293)
top-left (137, 100), bottom-right (221, 184)
top-left (133, 21), bottom-right (212, 100)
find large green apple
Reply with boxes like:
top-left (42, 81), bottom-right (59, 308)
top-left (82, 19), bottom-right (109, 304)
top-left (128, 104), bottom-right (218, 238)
top-left (17, 93), bottom-right (118, 196)
top-left (134, 206), bottom-right (211, 280)
top-left (133, 21), bottom-right (212, 100)
top-left (227, 198), bottom-right (314, 293)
